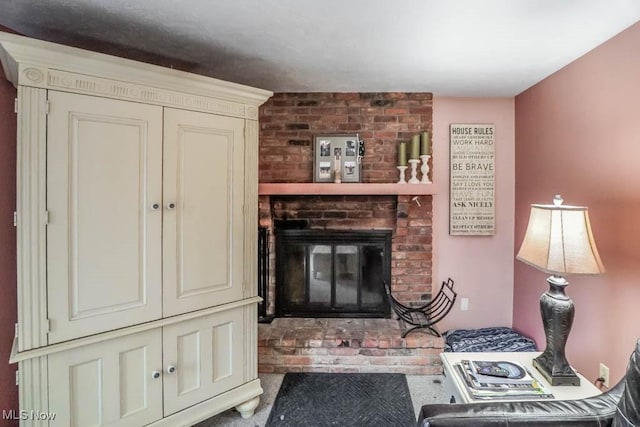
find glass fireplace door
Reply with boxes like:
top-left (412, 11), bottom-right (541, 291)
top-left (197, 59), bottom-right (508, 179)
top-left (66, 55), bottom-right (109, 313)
top-left (276, 230), bottom-right (391, 317)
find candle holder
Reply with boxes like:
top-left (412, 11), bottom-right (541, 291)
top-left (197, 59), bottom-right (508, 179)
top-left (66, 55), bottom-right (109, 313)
top-left (396, 166), bottom-right (408, 184)
top-left (408, 159), bottom-right (420, 184)
top-left (334, 168), bottom-right (342, 184)
top-left (420, 155), bottom-right (432, 184)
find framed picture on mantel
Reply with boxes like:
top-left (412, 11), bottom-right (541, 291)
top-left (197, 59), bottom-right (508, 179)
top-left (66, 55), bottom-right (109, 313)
top-left (313, 134), bottom-right (361, 183)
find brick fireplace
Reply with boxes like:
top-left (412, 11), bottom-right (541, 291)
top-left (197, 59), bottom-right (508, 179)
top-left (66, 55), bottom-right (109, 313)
top-left (257, 93), bottom-right (444, 373)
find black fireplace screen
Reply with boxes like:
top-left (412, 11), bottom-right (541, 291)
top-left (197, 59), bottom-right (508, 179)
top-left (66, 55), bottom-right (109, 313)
top-left (276, 230), bottom-right (391, 317)
top-left (258, 227), bottom-right (271, 322)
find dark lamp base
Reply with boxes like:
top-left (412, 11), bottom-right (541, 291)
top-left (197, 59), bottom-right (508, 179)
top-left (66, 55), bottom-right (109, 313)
top-left (533, 355), bottom-right (580, 386)
top-left (533, 275), bottom-right (583, 387)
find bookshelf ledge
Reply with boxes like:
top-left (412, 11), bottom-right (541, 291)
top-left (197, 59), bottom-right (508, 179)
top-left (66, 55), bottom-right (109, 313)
top-left (258, 183), bottom-right (438, 196)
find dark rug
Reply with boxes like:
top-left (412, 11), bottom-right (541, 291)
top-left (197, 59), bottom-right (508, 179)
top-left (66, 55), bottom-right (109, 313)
top-left (266, 372), bottom-right (415, 427)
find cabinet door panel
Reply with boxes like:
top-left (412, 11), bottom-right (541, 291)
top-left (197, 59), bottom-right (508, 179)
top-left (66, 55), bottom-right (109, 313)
top-left (48, 330), bottom-right (163, 427)
top-left (47, 91), bottom-right (163, 343)
top-left (163, 108), bottom-right (245, 316)
top-left (162, 308), bottom-right (245, 415)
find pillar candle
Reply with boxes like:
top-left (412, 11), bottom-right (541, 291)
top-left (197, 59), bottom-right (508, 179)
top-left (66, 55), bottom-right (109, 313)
top-left (410, 135), bottom-right (420, 159)
top-left (421, 131), bottom-right (431, 155)
top-left (398, 142), bottom-right (407, 166)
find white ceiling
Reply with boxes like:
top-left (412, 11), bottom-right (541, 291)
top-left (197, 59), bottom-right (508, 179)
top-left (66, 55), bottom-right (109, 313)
top-left (1, 0), bottom-right (639, 96)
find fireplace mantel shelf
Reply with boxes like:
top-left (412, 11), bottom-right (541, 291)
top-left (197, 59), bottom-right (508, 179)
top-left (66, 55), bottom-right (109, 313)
top-left (259, 182), bottom-right (438, 196)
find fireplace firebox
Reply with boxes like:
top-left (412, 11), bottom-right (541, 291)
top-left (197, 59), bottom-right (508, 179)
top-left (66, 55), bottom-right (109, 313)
top-left (276, 229), bottom-right (391, 318)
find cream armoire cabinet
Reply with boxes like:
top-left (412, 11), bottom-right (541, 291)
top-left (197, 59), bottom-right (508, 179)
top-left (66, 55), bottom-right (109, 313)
top-left (0, 32), bottom-right (272, 426)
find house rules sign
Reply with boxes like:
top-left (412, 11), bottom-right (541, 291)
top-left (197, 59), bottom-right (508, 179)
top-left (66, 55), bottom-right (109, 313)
top-left (449, 124), bottom-right (495, 235)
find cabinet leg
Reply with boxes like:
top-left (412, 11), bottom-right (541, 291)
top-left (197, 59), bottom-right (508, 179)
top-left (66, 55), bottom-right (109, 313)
top-left (235, 396), bottom-right (260, 419)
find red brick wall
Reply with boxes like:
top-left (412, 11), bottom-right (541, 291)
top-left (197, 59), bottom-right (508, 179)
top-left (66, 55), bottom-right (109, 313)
top-left (395, 195), bottom-right (433, 301)
top-left (259, 92), bottom-right (433, 183)
top-left (271, 195), bottom-right (397, 230)
top-left (259, 93), bottom-right (433, 313)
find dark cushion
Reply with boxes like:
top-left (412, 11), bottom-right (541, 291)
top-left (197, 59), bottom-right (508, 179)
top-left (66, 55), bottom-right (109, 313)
top-left (418, 389), bottom-right (622, 426)
top-left (613, 340), bottom-right (640, 426)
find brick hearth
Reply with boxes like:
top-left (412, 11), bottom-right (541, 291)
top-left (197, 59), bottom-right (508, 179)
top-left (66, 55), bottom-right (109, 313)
top-left (258, 318), bottom-right (444, 374)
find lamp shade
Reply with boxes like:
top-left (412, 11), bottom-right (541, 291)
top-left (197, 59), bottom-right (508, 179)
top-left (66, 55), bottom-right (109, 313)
top-left (516, 198), bottom-right (605, 275)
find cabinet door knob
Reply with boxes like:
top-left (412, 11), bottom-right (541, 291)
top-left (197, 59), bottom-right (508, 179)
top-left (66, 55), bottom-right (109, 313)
top-left (167, 203), bottom-right (176, 210)
top-left (151, 370), bottom-right (161, 379)
top-left (166, 365), bottom-right (176, 374)
top-left (151, 203), bottom-right (160, 210)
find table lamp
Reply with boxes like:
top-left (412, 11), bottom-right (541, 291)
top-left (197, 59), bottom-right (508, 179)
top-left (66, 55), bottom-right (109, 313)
top-left (516, 195), bottom-right (605, 386)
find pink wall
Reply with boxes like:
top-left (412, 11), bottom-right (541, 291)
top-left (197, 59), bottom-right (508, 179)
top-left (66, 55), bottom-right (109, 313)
top-left (432, 97), bottom-right (515, 331)
top-left (0, 64), bottom-right (18, 421)
top-left (514, 22), bottom-right (640, 384)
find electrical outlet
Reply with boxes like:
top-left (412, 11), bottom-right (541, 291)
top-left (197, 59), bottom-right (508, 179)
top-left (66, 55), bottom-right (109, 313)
top-left (460, 298), bottom-right (469, 311)
top-left (599, 363), bottom-right (610, 387)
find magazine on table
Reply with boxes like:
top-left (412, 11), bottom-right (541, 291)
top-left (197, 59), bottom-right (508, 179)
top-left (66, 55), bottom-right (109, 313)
top-left (468, 360), bottom-right (534, 384)
top-left (455, 361), bottom-right (554, 400)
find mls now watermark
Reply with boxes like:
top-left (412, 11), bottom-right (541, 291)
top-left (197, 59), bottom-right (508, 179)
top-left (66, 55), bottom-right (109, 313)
top-left (2, 410), bottom-right (56, 421)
